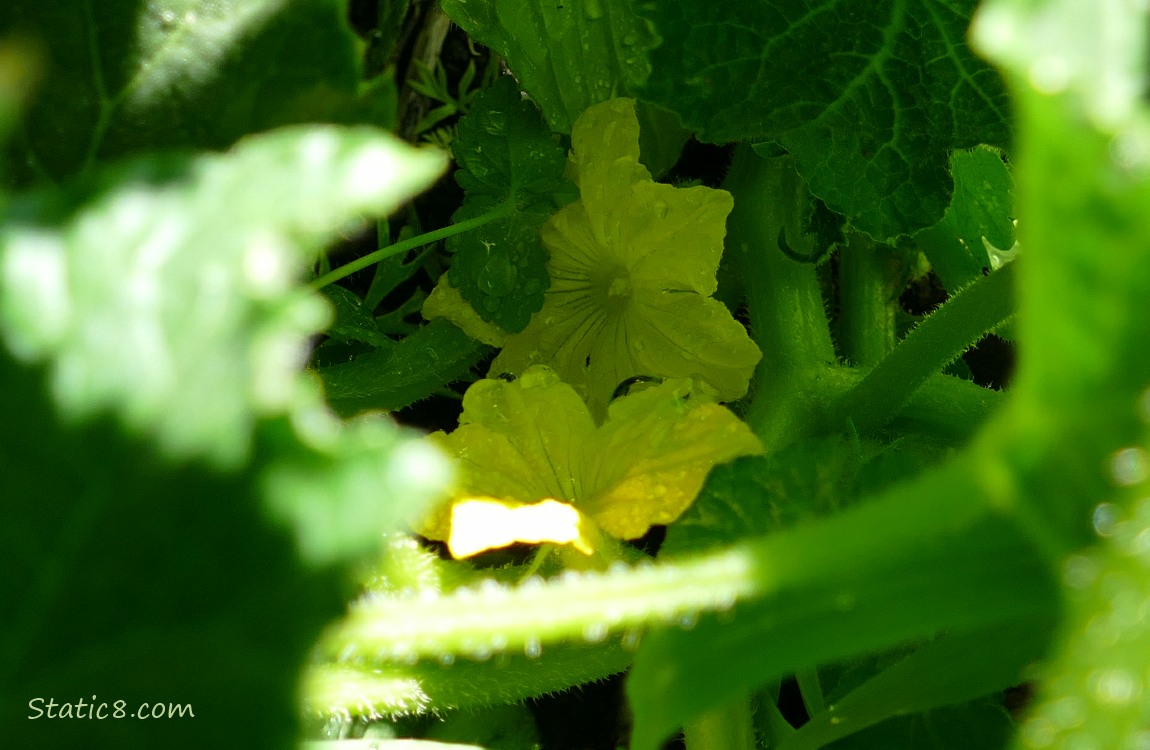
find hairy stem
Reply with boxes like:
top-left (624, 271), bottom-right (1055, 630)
top-left (310, 199), bottom-right (514, 291)
top-left (722, 146), bottom-right (836, 448)
top-left (837, 232), bottom-right (899, 367)
top-left (830, 263), bottom-right (1016, 436)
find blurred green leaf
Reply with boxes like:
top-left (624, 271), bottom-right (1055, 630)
top-left (972, 2), bottom-right (1150, 749)
top-left (0, 0), bottom-right (394, 185)
top-left (635, 0), bottom-right (1010, 239)
top-left (447, 77), bottom-right (571, 332)
top-left (780, 620), bottom-right (1048, 750)
top-left (822, 698), bottom-right (1014, 750)
top-left (627, 459), bottom-right (1058, 750)
top-left (0, 125), bottom-right (446, 467)
top-left (0, 347), bottom-right (345, 748)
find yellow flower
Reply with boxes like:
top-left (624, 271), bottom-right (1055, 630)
top-left (419, 366), bottom-right (763, 558)
top-left (423, 98), bottom-right (761, 414)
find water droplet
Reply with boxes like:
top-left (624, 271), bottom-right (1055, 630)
top-left (158, 9), bottom-right (176, 27)
top-left (677, 612), bottom-right (699, 630)
top-left (1111, 447), bottom-right (1149, 486)
top-left (438, 653), bottom-right (456, 667)
top-left (1093, 502), bottom-right (1121, 536)
top-left (524, 637), bottom-right (543, 658)
top-left (1090, 668), bottom-right (1140, 705)
top-left (621, 629), bottom-right (642, 651)
top-left (583, 622), bottom-right (609, 642)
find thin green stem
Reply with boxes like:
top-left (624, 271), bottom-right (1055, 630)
top-left (682, 698), bottom-right (757, 750)
top-left (837, 232), bottom-right (899, 367)
top-left (830, 263), bottom-right (1016, 436)
top-left (309, 199), bottom-right (514, 291)
top-left (795, 667), bottom-right (825, 717)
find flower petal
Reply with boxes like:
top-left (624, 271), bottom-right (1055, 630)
top-left (622, 289), bottom-right (762, 403)
top-left (419, 366), bottom-right (598, 543)
top-left (421, 273), bottom-right (509, 347)
top-left (579, 380), bottom-right (764, 539)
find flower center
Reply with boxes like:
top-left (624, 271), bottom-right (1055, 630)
top-left (593, 266), bottom-right (632, 315)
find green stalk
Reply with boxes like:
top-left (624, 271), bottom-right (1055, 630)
top-left (830, 263), bottom-right (1015, 435)
top-left (837, 232), bottom-right (899, 367)
top-left (310, 199), bottom-right (514, 291)
top-left (795, 667), bottom-right (825, 717)
top-left (722, 146), bottom-right (836, 448)
top-left (682, 698), bottom-right (757, 750)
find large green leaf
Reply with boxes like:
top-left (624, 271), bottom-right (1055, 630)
top-left (635, 0), bottom-right (1011, 239)
top-left (0, 0), bottom-right (393, 186)
top-left (0, 125), bottom-right (447, 467)
top-left (0, 127), bottom-right (451, 746)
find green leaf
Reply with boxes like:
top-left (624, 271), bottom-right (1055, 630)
top-left (318, 320), bottom-right (491, 416)
top-left (822, 698), bottom-right (1014, 750)
top-left (635, 0), bottom-right (1011, 239)
top-left (780, 620), bottom-right (1049, 750)
top-left (971, 4), bottom-right (1150, 750)
top-left (438, 0), bottom-right (657, 134)
top-left (0, 125), bottom-right (448, 467)
top-left (626, 458), bottom-right (1059, 750)
top-left (918, 146), bottom-right (1015, 291)
top-left (1, 0), bottom-right (393, 185)
top-left (447, 77), bottom-right (571, 332)
top-left (0, 347), bottom-right (346, 749)
top-left (321, 285), bottom-right (390, 347)
top-left (660, 437), bottom-right (859, 558)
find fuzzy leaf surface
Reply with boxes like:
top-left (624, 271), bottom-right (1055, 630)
top-left (0, 125), bottom-right (447, 467)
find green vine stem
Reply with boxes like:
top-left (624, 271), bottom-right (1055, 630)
top-left (723, 146), bottom-right (837, 449)
top-left (314, 450), bottom-right (1053, 709)
top-left (309, 198), bottom-right (514, 291)
top-left (829, 262), bottom-right (1016, 436)
top-left (682, 698), bottom-right (758, 750)
top-left (795, 667), bottom-right (825, 717)
top-left (304, 640), bottom-right (632, 718)
top-left (837, 232), bottom-right (900, 367)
